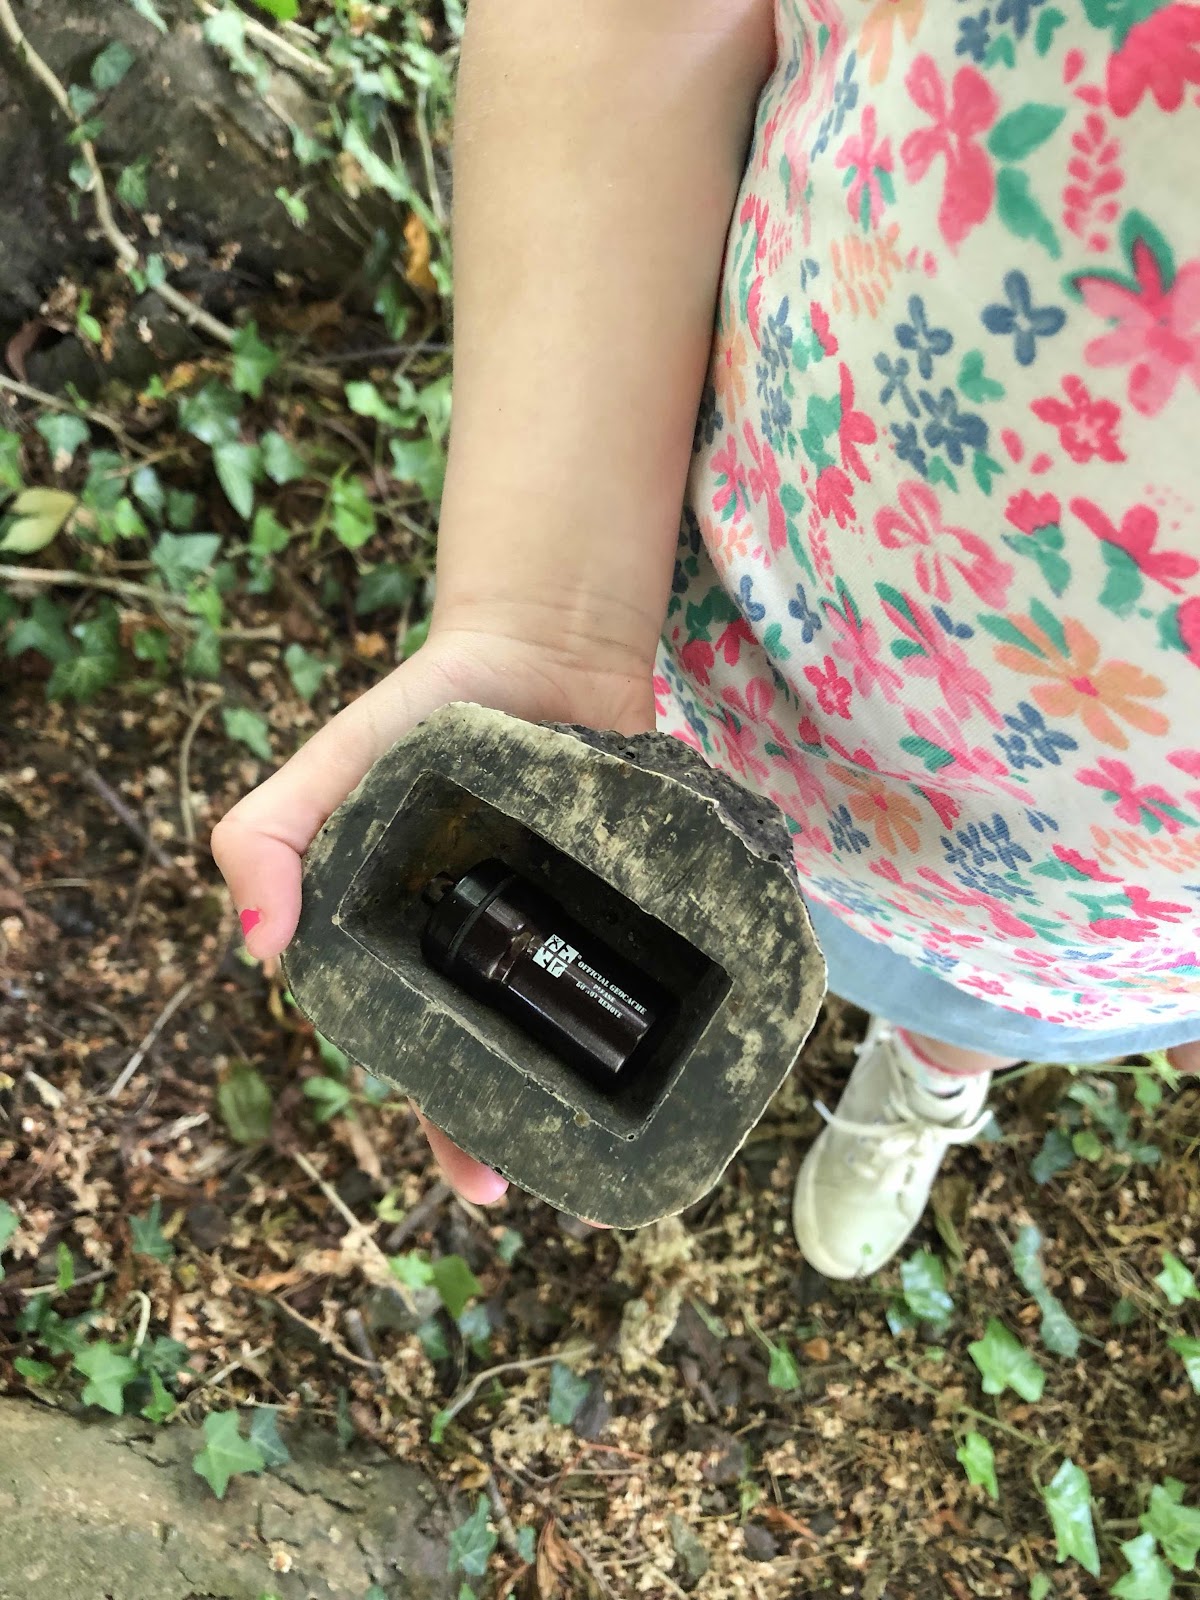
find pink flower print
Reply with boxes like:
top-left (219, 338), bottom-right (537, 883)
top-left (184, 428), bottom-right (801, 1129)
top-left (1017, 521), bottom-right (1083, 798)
top-left (882, 590), bottom-right (1001, 727)
top-left (1070, 498), bottom-right (1200, 594)
top-left (900, 55), bottom-right (999, 250)
top-left (811, 301), bottom-right (838, 356)
top-left (715, 614), bottom-right (757, 668)
top-left (742, 422), bottom-right (787, 552)
top-left (1030, 375), bottom-right (1125, 463)
top-left (1078, 240), bottom-right (1200, 416)
top-left (716, 713), bottom-right (769, 784)
top-left (914, 866), bottom-right (1036, 938)
top-left (1179, 596), bottom-right (1200, 668)
top-left (815, 464), bottom-right (856, 528)
top-left (837, 361), bottom-right (877, 482)
top-left (1005, 490), bottom-right (1062, 536)
top-left (721, 675), bottom-right (777, 728)
top-left (903, 706), bottom-right (1029, 801)
top-left (1062, 112), bottom-right (1124, 254)
top-left (804, 655), bottom-right (854, 719)
top-left (836, 105), bottom-right (895, 228)
top-left (875, 481), bottom-right (1014, 607)
top-left (1052, 845), bottom-right (1122, 883)
top-left (678, 638), bottom-right (716, 688)
top-left (1107, 4), bottom-right (1200, 118)
top-left (824, 596), bottom-right (905, 702)
top-left (1077, 757), bottom-right (1192, 833)
top-left (710, 433), bottom-right (749, 524)
top-left (766, 741), bottom-right (829, 813)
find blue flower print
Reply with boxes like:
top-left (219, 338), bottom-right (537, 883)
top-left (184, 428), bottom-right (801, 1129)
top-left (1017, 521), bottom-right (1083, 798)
top-left (996, 701), bottom-right (1078, 769)
top-left (738, 573), bottom-right (766, 623)
top-left (1024, 808), bottom-right (1059, 834)
top-left (982, 272), bottom-right (1066, 367)
top-left (919, 388), bottom-right (988, 466)
top-left (757, 297), bottom-right (794, 388)
top-left (891, 421), bottom-right (929, 476)
top-left (875, 352), bottom-right (919, 417)
top-left (942, 822), bottom-right (999, 873)
top-left (827, 806), bottom-right (871, 855)
top-left (812, 52), bottom-right (859, 157)
top-left (996, 0), bottom-right (1046, 37)
top-left (924, 950), bottom-right (960, 975)
top-left (932, 605), bottom-right (973, 640)
top-left (953, 864), bottom-right (1037, 904)
top-left (788, 582), bottom-right (822, 643)
top-left (693, 383), bottom-right (724, 452)
top-left (957, 10), bottom-right (992, 61)
top-left (762, 385), bottom-right (793, 450)
top-left (895, 296), bottom-right (954, 380)
top-left (979, 813), bottom-right (1032, 873)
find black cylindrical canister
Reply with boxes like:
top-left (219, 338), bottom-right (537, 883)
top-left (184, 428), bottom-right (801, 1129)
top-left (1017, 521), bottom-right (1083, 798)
top-left (419, 859), bottom-right (674, 1089)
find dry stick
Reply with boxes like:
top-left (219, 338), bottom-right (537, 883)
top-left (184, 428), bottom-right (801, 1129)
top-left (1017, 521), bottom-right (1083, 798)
top-left (0, 0), bottom-right (234, 346)
top-left (292, 1148), bottom-right (417, 1314)
top-left (178, 688), bottom-right (223, 845)
top-left (484, 1469), bottom-right (523, 1559)
top-left (78, 764), bottom-right (176, 872)
top-left (0, 373), bottom-right (150, 454)
top-left (343, 1307), bottom-right (382, 1376)
top-left (384, 1178), bottom-right (450, 1250)
top-left (107, 974), bottom-right (200, 1100)
top-left (193, 0), bottom-right (333, 80)
top-left (0, 566), bottom-right (282, 643)
top-left (436, 1343), bottom-right (593, 1435)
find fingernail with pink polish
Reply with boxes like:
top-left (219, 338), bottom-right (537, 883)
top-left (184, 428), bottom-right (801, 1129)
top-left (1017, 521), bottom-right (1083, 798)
top-left (240, 908), bottom-right (262, 938)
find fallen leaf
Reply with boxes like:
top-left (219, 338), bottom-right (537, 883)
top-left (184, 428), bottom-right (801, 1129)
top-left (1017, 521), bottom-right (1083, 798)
top-left (403, 211), bottom-right (437, 295)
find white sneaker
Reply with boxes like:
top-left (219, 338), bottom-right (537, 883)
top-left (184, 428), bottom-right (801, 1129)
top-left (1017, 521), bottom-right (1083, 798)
top-left (792, 1017), bottom-right (993, 1280)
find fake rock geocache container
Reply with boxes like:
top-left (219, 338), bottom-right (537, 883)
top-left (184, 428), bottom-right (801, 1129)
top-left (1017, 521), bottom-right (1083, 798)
top-left (282, 702), bottom-right (826, 1228)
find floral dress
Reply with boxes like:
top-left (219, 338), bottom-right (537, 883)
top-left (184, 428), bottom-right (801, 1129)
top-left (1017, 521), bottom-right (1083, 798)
top-left (654, 0), bottom-right (1200, 1029)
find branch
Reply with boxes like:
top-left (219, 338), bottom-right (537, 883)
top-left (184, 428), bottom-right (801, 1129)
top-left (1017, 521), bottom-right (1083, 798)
top-left (0, 373), bottom-right (151, 455)
top-left (0, 0), bottom-right (236, 347)
top-left (0, 564), bottom-right (281, 642)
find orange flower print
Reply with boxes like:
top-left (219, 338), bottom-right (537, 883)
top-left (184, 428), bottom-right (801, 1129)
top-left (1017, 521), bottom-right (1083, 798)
top-left (992, 605), bottom-right (1168, 750)
top-left (859, 0), bottom-right (925, 87)
top-left (713, 327), bottom-right (749, 411)
top-left (831, 764), bottom-right (923, 853)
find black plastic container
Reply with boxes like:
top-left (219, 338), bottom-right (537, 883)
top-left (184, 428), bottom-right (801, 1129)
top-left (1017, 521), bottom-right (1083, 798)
top-left (420, 858), bottom-right (675, 1091)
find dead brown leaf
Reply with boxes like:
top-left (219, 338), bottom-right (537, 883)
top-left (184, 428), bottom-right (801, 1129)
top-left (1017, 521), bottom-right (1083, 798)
top-left (403, 211), bottom-right (437, 295)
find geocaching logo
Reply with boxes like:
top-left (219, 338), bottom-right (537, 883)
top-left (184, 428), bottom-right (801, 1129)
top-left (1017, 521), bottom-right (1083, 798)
top-left (533, 934), bottom-right (578, 978)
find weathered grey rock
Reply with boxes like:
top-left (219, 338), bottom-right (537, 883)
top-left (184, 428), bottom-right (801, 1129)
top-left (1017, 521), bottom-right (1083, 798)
top-left (283, 702), bottom-right (826, 1228)
top-left (0, 1397), bottom-right (459, 1600)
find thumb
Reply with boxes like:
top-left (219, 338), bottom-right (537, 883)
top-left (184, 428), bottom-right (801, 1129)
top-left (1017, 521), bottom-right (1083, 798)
top-left (211, 650), bottom-right (465, 961)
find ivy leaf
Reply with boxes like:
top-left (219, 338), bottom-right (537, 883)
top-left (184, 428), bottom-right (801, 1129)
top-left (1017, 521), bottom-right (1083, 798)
top-left (899, 1249), bottom-right (954, 1332)
top-left (967, 1318), bottom-right (1045, 1401)
top-left (1141, 1478), bottom-right (1200, 1570)
top-left (213, 440), bottom-right (261, 519)
top-left (356, 563), bottom-right (416, 615)
top-left (429, 1255), bottom-right (481, 1320)
top-left (192, 1410), bottom-right (266, 1499)
top-left (515, 1526), bottom-right (537, 1565)
top-left (1168, 1335), bottom-right (1200, 1394)
top-left (330, 473), bottom-right (376, 549)
top-left (1010, 1225), bottom-right (1081, 1357)
top-left (116, 159), bottom-right (149, 208)
top-left (218, 1064), bottom-right (274, 1144)
top-left (956, 1432), bottom-right (998, 1499)
top-left (766, 1340), bottom-right (802, 1392)
top-left (284, 643), bottom-right (328, 702)
top-left (346, 380), bottom-right (410, 429)
top-left (0, 488), bottom-right (76, 553)
top-left (1031, 1127), bottom-right (1076, 1184)
top-left (389, 1252), bottom-right (435, 1292)
top-left (222, 706), bottom-right (274, 762)
top-left (248, 1405), bottom-right (291, 1468)
top-left (496, 1229), bottom-right (523, 1266)
top-left (123, 0), bottom-right (168, 31)
top-left (141, 1370), bottom-right (177, 1424)
top-left (1112, 1533), bottom-right (1173, 1599)
top-left (261, 430), bottom-right (306, 484)
top-left (253, 0), bottom-right (300, 16)
top-left (1155, 1251), bottom-right (1200, 1307)
top-left (139, 1335), bottom-right (191, 1379)
top-left (35, 413), bottom-right (89, 469)
top-left (7, 595), bottom-right (73, 664)
top-left (56, 1243), bottom-right (75, 1292)
top-left (448, 1496), bottom-right (497, 1579)
top-left (548, 1361), bottom-right (591, 1425)
top-left (231, 321), bottom-right (279, 399)
top-left (179, 381), bottom-right (242, 446)
top-left (416, 1316), bottom-right (451, 1361)
top-left (14, 1356), bottom-right (56, 1385)
top-left (48, 610), bottom-right (121, 703)
top-left (151, 531), bottom-right (221, 592)
top-left (342, 120), bottom-right (411, 203)
top-left (1042, 1458), bottom-right (1100, 1577)
top-left (0, 1200), bottom-right (18, 1279)
top-left (74, 1343), bottom-right (140, 1415)
top-left (302, 1076), bottom-right (352, 1122)
top-left (92, 40), bottom-right (135, 91)
top-left (250, 506), bottom-right (290, 555)
top-left (0, 428), bottom-right (23, 491)
top-left (130, 1198), bottom-right (174, 1263)
top-left (203, 4), bottom-right (266, 84)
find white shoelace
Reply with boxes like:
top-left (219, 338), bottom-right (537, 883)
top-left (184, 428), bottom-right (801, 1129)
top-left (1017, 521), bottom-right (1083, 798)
top-left (814, 1095), bottom-right (993, 1185)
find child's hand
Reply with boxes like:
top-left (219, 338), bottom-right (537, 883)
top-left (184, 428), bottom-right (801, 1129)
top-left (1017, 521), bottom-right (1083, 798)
top-left (211, 622), bottom-right (657, 1206)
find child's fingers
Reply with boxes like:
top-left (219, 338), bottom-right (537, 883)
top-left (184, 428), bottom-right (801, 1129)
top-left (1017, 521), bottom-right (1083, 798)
top-left (412, 1107), bottom-right (510, 1205)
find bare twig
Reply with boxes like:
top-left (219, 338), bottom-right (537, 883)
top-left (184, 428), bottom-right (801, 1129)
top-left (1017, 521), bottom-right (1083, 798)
top-left (436, 1343), bottom-right (593, 1434)
top-left (384, 1179), bottom-right (450, 1250)
top-left (343, 1308), bottom-right (382, 1376)
top-left (107, 975), bottom-right (199, 1100)
top-left (78, 765), bottom-right (176, 872)
top-left (415, 86), bottom-right (447, 232)
top-left (485, 1470), bottom-right (523, 1558)
top-left (178, 688), bottom-right (223, 845)
top-left (194, 0), bottom-right (333, 80)
top-left (292, 1149), bottom-right (416, 1312)
top-left (0, 0), bottom-right (235, 346)
top-left (0, 374), bottom-right (150, 454)
top-left (0, 566), bottom-right (281, 643)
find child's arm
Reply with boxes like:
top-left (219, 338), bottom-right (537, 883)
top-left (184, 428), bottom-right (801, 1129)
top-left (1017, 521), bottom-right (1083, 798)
top-left (212, 0), bottom-right (773, 1200)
